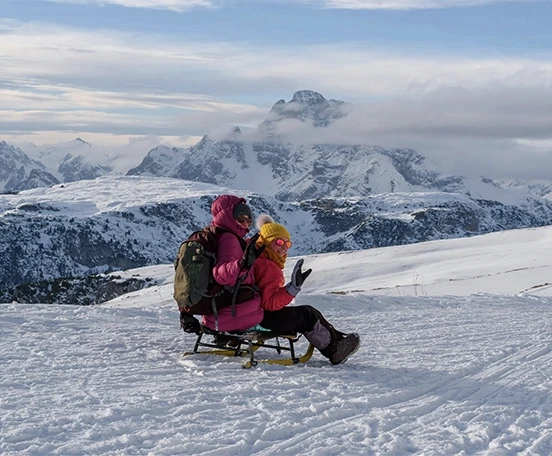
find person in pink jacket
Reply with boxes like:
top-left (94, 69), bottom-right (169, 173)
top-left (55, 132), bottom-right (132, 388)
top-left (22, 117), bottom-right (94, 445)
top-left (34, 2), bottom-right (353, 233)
top-left (253, 215), bottom-right (360, 365)
top-left (201, 195), bottom-right (265, 332)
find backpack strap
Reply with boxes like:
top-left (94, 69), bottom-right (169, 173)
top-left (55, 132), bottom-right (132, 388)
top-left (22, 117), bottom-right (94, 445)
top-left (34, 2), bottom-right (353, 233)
top-left (211, 296), bottom-right (219, 331)
top-left (230, 273), bottom-right (247, 317)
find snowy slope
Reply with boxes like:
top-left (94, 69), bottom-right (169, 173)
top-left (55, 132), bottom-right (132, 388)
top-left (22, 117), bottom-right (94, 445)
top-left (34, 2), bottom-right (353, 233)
top-left (303, 225), bottom-right (552, 297)
top-left (2, 227), bottom-right (552, 455)
top-left (3, 175), bottom-right (550, 294)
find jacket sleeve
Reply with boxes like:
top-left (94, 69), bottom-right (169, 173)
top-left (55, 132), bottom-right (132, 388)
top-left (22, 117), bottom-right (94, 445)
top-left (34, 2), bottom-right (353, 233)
top-left (254, 260), bottom-right (294, 312)
top-left (212, 232), bottom-right (246, 286)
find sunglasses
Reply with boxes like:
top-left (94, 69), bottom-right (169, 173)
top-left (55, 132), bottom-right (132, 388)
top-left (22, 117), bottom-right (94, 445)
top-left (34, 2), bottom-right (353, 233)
top-left (236, 215), bottom-right (252, 225)
top-left (274, 238), bottom-right (292, 249)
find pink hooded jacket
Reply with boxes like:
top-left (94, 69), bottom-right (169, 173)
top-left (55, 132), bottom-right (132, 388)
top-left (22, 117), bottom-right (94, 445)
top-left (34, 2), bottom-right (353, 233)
top-left (202, 195), bottom-right (264, 332)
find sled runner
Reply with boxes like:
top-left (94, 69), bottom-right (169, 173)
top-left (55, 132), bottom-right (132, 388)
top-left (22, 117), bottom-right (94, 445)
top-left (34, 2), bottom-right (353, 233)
top-left (183, 324), bottom-right (314, 368)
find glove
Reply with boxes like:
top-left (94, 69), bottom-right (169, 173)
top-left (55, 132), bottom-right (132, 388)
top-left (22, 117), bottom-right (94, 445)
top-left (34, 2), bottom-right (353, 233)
top-left (285, 259), bottom-right (312, 296)
top-left (180, 311), bottom-right (201, 335)
top-left (242, 233), bottom-right (266, 269)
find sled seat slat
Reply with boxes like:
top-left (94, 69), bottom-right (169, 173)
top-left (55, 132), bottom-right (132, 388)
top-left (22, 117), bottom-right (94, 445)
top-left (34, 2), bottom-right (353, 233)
top-left (201, 324), bottom-right (300, 341)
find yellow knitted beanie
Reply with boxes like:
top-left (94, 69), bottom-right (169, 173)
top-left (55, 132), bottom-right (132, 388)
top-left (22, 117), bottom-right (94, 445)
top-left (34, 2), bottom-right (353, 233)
top-left (256, 214), bottom-right (291, 245)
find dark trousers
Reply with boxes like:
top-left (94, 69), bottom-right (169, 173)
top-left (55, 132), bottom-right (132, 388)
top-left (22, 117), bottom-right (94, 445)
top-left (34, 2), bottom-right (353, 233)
top-left (260, 305), bottom-right (344, 351)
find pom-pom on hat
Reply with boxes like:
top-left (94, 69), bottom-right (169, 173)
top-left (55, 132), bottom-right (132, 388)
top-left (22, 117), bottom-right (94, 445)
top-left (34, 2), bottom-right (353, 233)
top-left (233, 202), bottom-right (252, 221)
top-left (256, 214), bottom-right (291, 245)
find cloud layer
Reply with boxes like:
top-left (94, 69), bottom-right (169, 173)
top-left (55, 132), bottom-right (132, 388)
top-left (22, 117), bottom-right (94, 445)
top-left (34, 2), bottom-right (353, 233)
top-left (307, 0), bottom-right (534, 10)
top-left (42, 0), bottom-right (217, 12)
top-left (39, 0), bottom-right (535, 11)
top-left (2, 19), bottom-right (552, 180)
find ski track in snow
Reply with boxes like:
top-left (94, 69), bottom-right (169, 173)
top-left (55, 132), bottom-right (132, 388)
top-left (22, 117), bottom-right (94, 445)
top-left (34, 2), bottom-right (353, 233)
top-left (2, 286), bottom-right (552, 456)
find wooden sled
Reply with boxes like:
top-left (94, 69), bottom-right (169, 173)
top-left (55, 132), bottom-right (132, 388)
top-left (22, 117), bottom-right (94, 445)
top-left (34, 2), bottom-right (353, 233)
top-left (183, 324), bottom-right (315, 368)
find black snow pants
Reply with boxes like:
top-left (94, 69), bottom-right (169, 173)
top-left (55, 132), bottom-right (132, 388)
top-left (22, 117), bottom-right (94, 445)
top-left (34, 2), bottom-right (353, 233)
top-left (260, 305), bottom-right (345, 353)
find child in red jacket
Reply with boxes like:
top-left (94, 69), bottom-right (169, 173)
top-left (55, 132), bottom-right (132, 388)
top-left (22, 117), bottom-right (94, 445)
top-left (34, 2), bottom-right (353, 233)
top-left (253, 215), bottom-right (360, 365)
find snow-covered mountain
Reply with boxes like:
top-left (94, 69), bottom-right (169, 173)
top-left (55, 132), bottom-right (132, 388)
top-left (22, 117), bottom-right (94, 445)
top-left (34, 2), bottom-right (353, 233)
top-left (4, 90), bottom-right (552, 219)
top-left (127, 91), bottom-right (552, 221)
top-left (25, 137), bottom-right (93, 164)
top-left (0, 141), bottom-right (59, 192)
top-left (128, 91), bottom-right (457, 199)
top-left (129, 139), bottom-right (459, 199)
top-left (126, 145), bottom-right (182, 177)
top-left (57, 152), bottom-right (112, 182)
top-left (23, 138), bottom-right (112, 182)
top-left (0, 138), bottom-right (114, 192)
top-left (1, 175), bottom-right (550, 301)
top-left (498, 179), bottom-right (552, 201)
top-left (2, 226), bottom-right (552, 455)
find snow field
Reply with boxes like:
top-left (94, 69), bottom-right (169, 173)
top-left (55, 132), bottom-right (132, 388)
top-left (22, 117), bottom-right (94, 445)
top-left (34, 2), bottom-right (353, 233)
top-left (2, 286), bottom-right (552, 455)
top-left (3, 225), bottom-right (552, 455)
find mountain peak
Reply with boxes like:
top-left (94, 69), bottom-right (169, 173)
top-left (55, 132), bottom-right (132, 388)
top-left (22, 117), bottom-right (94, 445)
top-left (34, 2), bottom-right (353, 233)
top-left (261, 90), bottom-right (347, 130)
top-left (290, 90), bottom-right (328, 106)
top-left (269, 99), bottom-right (286, 112)
top-left (73, 138), bottom-right (91, 147)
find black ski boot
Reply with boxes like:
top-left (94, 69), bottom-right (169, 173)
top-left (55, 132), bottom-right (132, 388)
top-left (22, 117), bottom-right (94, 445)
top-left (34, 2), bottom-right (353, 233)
top-left (321, 333), bottom-right (361, 365)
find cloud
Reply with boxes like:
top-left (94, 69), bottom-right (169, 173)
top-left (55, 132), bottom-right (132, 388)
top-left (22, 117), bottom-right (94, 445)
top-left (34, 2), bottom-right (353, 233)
top-left (297, 0), bottom-right (537, 10)
top-left (40, 0), bottom-right (218, 12)
top-left (261, 112), bottom-right (552, 182)
top-left (37, 0), bottom-right (537, 11)
top-left (340, 85), bottom-right (552, 140)
top-left (0, 83), bottom-right (262, 116)
top-left (2, 20), bottom-right (552, 182)
top-left (244, 81), bottom-right (552, 181)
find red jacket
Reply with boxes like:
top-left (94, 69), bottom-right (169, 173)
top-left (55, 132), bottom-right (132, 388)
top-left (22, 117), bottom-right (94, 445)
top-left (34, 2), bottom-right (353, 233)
top-left (253, 255), bottom-right (294, 312)
top-left (202, 195), bottom-right (264, 332)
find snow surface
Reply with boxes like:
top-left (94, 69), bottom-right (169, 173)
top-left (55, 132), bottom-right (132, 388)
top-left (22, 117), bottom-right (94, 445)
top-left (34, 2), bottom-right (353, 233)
top-left (2, 227), bottom-right (552, 455)
top-left (0, 176), bottom-right (229, 216)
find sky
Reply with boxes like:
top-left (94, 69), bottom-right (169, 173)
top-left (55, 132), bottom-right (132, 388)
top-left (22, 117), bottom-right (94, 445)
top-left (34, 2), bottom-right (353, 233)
top-left (2, 0), bottom-right (552, 181)
top-left (2, 224), bottom-right (552, 454)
